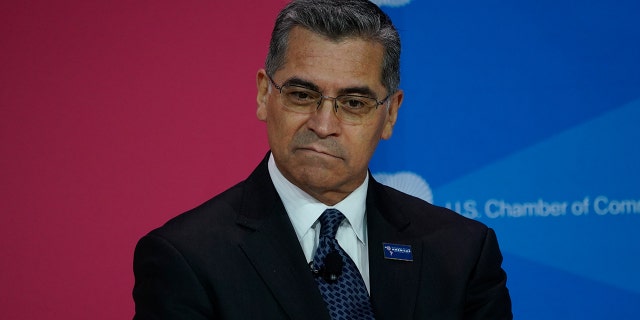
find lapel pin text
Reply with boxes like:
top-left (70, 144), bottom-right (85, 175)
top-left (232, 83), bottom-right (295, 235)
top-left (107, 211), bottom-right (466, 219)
top-left (383, 243), bottom-right (413, 261)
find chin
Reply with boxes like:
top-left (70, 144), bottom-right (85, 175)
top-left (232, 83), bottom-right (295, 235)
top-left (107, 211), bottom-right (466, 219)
top-left (296, 167), bottom-right (343, 186)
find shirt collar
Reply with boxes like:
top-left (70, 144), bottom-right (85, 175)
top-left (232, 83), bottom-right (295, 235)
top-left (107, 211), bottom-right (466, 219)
top-left (267, 153), bottom-right (368, 243)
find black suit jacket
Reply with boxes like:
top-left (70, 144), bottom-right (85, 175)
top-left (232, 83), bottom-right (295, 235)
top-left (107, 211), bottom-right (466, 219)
top-left (133, 154), bottom-right (512, 319)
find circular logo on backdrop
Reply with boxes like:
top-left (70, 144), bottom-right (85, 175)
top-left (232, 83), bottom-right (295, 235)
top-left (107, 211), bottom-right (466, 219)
top-left (373, 171), bottom-right (433, 203)
top-left (371, 0), bottom-right (412, 7)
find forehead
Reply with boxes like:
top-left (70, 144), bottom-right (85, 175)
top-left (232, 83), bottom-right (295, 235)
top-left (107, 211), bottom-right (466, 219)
top-left (278, 27), bottom-right (385, 91)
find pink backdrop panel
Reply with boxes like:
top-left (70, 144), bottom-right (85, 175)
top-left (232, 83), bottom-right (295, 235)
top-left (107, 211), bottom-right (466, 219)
top-left (0, 0), bottom-right (287, 318)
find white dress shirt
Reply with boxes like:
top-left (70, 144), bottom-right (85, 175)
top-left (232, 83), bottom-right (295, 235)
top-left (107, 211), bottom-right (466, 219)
top-left (267, 154), bottom-right (371, 291)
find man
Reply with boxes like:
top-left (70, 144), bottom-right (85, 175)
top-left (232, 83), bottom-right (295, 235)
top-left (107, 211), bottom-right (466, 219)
top-left (133, 0), bottom-right (512, 319)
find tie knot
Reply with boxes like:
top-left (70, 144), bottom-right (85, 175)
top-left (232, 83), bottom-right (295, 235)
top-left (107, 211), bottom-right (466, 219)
top-left (318, 209), bottom-right (345, 239)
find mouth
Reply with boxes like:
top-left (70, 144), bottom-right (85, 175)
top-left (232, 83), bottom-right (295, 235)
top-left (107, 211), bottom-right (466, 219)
top-left (296, 146), bottom-right (342, 159)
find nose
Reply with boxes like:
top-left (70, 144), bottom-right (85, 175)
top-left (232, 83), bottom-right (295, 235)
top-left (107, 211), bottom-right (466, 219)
top-left (307, 97), bottom-right (341, 138)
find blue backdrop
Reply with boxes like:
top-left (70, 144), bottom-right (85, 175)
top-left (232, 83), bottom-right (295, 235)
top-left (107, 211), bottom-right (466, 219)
top-left (371, 0), bottom-right (640, 318)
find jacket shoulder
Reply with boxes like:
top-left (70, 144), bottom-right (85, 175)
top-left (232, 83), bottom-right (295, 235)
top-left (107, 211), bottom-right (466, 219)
top-left (145, 181), bottom-right (246, 244)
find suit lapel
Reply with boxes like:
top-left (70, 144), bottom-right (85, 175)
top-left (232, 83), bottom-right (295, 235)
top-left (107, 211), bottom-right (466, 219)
top-left (239, 211), bottom-right (330, 320)
top-left (236, 154), bottom-right (330, 320)
top-left (367, 179), bottom-right (422, 320)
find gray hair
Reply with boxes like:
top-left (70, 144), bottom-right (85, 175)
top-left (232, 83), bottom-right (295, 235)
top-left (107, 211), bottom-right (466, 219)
top-left (265, 0), bottom-right (401, 94)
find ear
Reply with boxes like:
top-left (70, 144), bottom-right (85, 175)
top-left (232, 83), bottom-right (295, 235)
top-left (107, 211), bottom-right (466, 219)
top-left (256, 69), bottom-right (270, 122)
top-left (381, 89), bottom-right (403, 140)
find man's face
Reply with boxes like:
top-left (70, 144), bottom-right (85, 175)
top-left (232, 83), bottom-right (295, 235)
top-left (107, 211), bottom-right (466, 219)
top-left (256, 27), bottom-right (403, 205)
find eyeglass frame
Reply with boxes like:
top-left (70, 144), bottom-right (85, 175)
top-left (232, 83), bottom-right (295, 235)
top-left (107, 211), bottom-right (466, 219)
top-left (266, 74), bottom-right (392, 124)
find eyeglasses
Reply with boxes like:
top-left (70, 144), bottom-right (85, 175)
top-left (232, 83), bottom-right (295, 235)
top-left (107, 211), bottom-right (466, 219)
top-left (267, 74), bottom-right (390, 125)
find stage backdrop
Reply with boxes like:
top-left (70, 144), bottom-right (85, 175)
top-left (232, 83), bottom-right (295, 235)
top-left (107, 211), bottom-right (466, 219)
top-left (1, 0), bottom-right (638, 319)
top-left (1, 1), bottom-right (283, 319)
top-left (371, 0), bottom-right (640, 318)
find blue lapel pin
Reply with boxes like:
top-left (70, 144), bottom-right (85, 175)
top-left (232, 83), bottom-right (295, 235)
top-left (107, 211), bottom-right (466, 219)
top-left (382, 243), bottom-right (413, 261)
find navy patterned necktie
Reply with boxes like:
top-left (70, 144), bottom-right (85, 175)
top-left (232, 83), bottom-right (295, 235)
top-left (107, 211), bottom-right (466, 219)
top-left (311, 209), bottom-right (375, 320)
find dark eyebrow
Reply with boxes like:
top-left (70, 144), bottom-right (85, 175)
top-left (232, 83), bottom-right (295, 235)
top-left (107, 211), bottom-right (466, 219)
top-left (337, 86), bottom-right (378, 99)
top-left (282, 77), bottom-right (320, 92)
